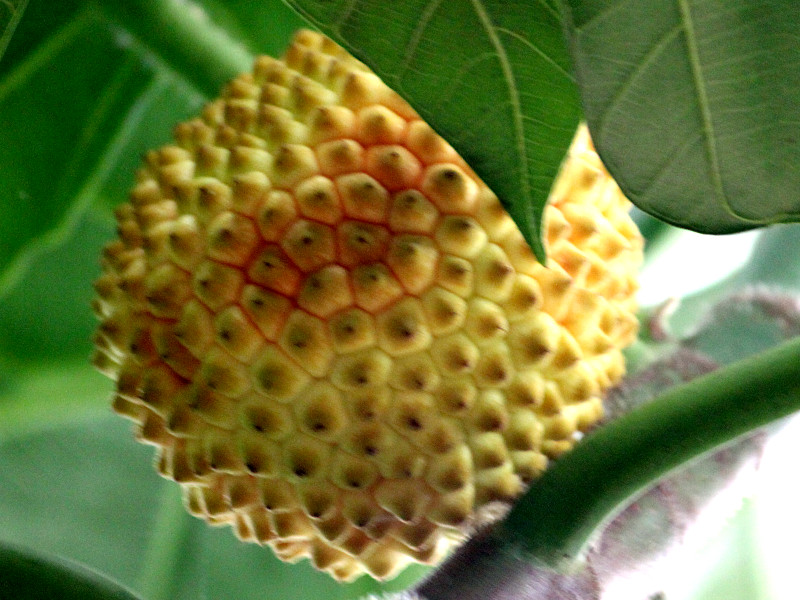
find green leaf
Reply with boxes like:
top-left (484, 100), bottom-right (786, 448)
top-left (0, 541), bottom-right (144, 600)
top-left (284, 0), bottom-right (582, 261)
top-left (0, 4), bottom-right (206, 299)
top-left (0, 0), bottom-right (28, 62)
top-left (0, 0), bottom-right (305, 300)
top-left (561, 0), bottom-right (800, 233)
top-left (0, 211), bottom-right (110, 362)
top-left (0, 403), bottom-right (160, 593)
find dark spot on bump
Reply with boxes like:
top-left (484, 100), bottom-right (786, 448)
top-left (294, 467), bottom-right (308, 477)
top-left (491, 367), bottom-right (508, 382)
top-left (482, 417), bottom-right (502, 431)
top-left (407, 417), bottom-right (422, 430)
top-left (448, 263), bottom-right (466, 276)
top-left (490, 261), bottom-right (514, 279)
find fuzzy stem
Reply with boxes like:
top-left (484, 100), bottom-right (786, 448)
top-left (496, 334), bottom-right (800, 570)
top-left (415, 527), bottom-right (544, 600)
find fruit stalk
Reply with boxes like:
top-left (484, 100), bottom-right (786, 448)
top-left (498, 333), bottom-right (800, 568)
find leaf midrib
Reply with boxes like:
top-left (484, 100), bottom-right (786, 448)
top-left (468, 0), bottom-right (535, 252)
top-left (677, 0), bottom-right (730, 215)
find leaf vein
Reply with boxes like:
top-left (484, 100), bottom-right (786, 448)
top-left (468, 0), bottom-right (529, 202)
top-left (569, 0), bottom-right (636, 33)
top-left (330, 0), bottom-right (360, 37)
top-left (596, 23), bottom-right (682, 146)
top-left (494, 26), bottom-right (573, 81)
top-left (399, 0), bottom-right (446, 84)
top-left (677, 0), bottom-right (729, 213)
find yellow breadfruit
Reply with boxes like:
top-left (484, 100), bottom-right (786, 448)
top-left (92, 30), bottom-right (642, 581)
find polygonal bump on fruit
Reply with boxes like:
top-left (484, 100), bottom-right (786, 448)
top-left (93, 29), bottom-right (643, 581)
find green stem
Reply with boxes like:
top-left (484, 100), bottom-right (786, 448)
top-left (101, 0), bottom-right (253, 97)
top-left (497, 334), bottom-right (800, 570)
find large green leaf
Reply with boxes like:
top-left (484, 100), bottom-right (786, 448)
top-left (0, 541), bottom-right (144, 600)
top-left (561, 0), bottom-right (800, 232)
top-left (0, 0), bottom-right (28, 61)
top-left (0, 4), bottom-right (205, 298)
top-left (284, 0), bottom-right (582, 261)
top-left (0, 0), bottom-right (306, 299)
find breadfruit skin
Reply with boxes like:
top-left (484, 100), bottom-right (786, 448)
top-left (92, 29), bottom-right (642, 581)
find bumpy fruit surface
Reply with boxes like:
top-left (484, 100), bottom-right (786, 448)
top-left (92, 30), bottom-right (642, 581)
